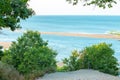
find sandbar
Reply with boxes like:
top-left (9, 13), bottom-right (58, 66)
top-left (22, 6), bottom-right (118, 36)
top-left (41, 32), bottom-right (120, 40)
top-left (0, 32), bottom-right (120, 49)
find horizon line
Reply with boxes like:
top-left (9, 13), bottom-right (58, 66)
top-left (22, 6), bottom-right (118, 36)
top-left (33, 14), bottom-right (120, 16)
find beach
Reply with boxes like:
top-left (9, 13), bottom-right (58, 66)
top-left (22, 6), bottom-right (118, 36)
top-left (0, 42), bottom-right (12, 49)
top-left (41, 32), bottom-right (120, 40)
top-left (0, 32), bottom-right (120, 49)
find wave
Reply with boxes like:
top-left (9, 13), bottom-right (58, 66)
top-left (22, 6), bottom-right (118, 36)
top-left (105, 30), bottom-right (120, 35)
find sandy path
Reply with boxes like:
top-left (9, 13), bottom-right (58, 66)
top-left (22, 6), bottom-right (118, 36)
top-left (36, 69), bottom-right (120, 80)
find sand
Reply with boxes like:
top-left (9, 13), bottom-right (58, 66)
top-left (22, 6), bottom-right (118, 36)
top-left (41, 32), bottom-right (120, 40)
top-left (0, 32), bottom-right (120, 49)
top-left (0, 42), bottom-right (12, 49)
top-left (36, 69), bottom-right (120, 80)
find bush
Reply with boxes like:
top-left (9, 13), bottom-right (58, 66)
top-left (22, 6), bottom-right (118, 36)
top-left (2, 31), bottom-right (57, 78)
top-left (62, 50), bottom-right (82, 71)
top-left (81, 42), bottom-right (119, 75)
top-left (62, 43), bottom-right (119, 76)
top-left (118, 63), bottom-right (120, 76)
top-left (0, 61), bottom-right (24, 80)
top-left (0, 46), bottom-right (3, 60)
top-left (118, 68), bottom-right (120, 76)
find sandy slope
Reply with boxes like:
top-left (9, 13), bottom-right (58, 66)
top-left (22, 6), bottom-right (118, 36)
top-left (36, 69), bottom-right (120, 80)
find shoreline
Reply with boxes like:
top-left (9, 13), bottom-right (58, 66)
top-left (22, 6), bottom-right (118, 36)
top-left (0, 42), bottom-right (12, 49)
top-left (0, 32), bottom-right (120, 49)
top-left (41, 32), bottom-right (120, 40)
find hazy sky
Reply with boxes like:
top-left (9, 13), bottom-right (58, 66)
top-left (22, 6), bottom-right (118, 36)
top-left (29, 0), bottom-right (120, 15)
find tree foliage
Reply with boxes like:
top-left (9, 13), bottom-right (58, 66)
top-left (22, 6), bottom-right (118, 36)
top-left (0, 0), bottom-right (34, 31)
top-left (66, 0), bottom-right (117, 8)
top-left (0, 46), bottom-right (3, 60)
top-left (62, 43), bottom-right (119, 75)
top-left (2, 31), bottom-right (57, 75)
top-left (81, 43), bottom-right (119, 75)
top-left (62, 50), bottom-right (81, 71)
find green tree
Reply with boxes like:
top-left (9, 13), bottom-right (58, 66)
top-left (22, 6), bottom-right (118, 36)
top-left (62, 43), bottom-right (119, 76)
top-left (0, 0), bottom-right (34, 31)
top-left (0, 46), bottom-right (3, 60)
top-left (81, 43), bottom-right (119, 75)
top-left (62, 50), bottom-right (82, 71)
top-left (66, 0), bottom-right (117, 8)
top-left (2, 31), bottom-right (57, 75)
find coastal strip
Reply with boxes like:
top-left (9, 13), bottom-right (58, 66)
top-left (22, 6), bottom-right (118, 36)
top-left (0, 42), bottom-right (12, 49)
top-left (41, 32), bottom-right (120, 40)
top-left (0, 32), bottom-right (120, 49)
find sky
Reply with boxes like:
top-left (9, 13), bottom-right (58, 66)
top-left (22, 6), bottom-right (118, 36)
top-left (28, 0), bottom-right (120, 15)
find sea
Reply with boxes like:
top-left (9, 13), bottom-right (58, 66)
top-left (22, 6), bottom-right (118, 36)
top-left (0, 15), bottom-right (120, 62)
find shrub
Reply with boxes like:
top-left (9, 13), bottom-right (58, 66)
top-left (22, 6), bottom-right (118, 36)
top-left (0, 46), bottom-right (3, 60)
top-left (62, 50), bottom-right (82, 71)
top-left (62, 43), bottom-right (119, 76)
top-left (118, 63), bottom-right (120, 76)
top-left (0, 61), bottom-right (24, 80)
top-left (81, 42), bottom-right (119, 75)
top-left (2, 31), bottom-right (57, 78)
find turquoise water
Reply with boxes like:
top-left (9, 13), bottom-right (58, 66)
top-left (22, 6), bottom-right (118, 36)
top-left (21, 16), bottom-right (120, 33)
top-left (0, 16), bottom-right (120, 61)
